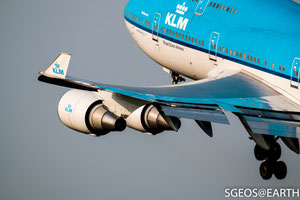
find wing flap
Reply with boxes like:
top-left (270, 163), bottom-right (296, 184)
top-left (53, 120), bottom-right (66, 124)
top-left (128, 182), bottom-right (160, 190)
top-left (160, 105), bottom-right (230, 124)
top-left (241, 115), bottom-right (300, 138)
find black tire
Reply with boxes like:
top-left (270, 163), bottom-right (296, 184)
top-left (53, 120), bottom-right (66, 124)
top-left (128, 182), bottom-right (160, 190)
top-left (274, 161), bottom-right (287, 180)
top-left (254, 145), bottom-right (267, 161)
top-left (270, 143), bottom-right (282, 161)
top-left (260, 161), bottom-right (273, 180)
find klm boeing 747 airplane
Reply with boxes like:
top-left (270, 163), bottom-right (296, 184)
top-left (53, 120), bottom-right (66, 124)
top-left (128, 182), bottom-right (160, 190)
top-left (38, 0), bottom-right (300, 180)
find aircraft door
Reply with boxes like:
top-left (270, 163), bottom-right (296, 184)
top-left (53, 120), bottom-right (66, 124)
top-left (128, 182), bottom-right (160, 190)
top-left (209, 32), bottom-right (220, 62)
top-left (152, 13), bottom-right (161, 42)
top-left (195, 0), bottom-right (210, 16)
top-left (290, 58), bottom-right (300, 88)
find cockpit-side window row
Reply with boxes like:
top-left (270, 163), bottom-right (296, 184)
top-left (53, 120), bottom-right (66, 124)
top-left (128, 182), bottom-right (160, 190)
top-left (125, 10), bottom-right (150, 28)
top-left (160, 26), bottom-right (205, 47)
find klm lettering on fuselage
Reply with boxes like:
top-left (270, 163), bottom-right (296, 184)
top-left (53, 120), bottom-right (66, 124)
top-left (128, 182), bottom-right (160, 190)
top-left (165, 2), bottom-right (189, 31)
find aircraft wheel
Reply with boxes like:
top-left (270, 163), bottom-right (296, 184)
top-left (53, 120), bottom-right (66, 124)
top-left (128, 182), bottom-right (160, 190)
top-left (260, 161), bottom-right (273, 180)
top-left (274, 161), bottom-right (287, 180)
top-left (269, 142), bottom-right (281, 161)
top-left (254, 145), bottom-right (267, 161)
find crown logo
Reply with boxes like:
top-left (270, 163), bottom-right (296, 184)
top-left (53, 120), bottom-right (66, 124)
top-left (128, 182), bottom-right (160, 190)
top-left (65, 104), bottom-right (73, 113)
top-left (176, 2), bottom-right (188, 15)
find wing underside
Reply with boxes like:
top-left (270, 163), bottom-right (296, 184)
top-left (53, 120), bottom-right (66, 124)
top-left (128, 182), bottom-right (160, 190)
top-left (38, 53), bottom-right (300, 140)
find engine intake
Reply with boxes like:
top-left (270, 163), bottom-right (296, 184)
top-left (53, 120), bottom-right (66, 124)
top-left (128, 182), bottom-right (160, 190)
top-left (58, 89), bottom-right (126, 136)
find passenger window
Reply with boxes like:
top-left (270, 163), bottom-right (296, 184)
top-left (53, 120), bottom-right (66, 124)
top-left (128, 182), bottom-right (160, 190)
top-left (192, 37), bottom-right (194, 43)
top-left (223, 47), bottom-right (225, 53)
top-left (257, 58), bottom-right (260, 64)
top-left (272, 63), bottom-right (274, 69)
top-left (188, 36), bottom-right (191, 42)
top-left (250, 56), bottom-right (253, 62)
top-left (233, 9), bottom-right (237, 14)
top-left (283, 66), bottom-right (285, 72)
top-left (195, 38), bottom-right (197, 44)
top-left (247, 55), bottom-right (249, 61)
top-left (264, 60), bottom-right (267, 66)
top-left (202, 41), bottom-right (204, 46)
top-left (279, 65), bottom-right (282, 71)
top-left (229, 49), bottom-right (232, 55)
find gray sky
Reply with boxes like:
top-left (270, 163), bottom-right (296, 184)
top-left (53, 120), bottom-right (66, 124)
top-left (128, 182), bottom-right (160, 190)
top-left (1, 0), bottom-right (300, 200)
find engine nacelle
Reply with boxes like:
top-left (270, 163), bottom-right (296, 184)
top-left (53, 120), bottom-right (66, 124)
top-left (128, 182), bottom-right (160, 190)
top-left (126, 104), bottom-right (181, 135)
top-left (58, 89), bottom-right (126, 136)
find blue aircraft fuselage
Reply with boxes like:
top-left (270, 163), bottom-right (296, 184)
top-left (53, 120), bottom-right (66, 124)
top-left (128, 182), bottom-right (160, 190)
top-left (124, 0), bottom-right (300, 83)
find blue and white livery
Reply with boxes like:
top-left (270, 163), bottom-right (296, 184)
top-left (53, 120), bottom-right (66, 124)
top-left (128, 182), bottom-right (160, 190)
top-left (38, 0), bottom-right (300, 180)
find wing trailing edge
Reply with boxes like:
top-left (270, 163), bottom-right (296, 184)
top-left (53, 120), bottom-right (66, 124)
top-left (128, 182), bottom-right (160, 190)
top-left (38, 53), bottom-right (300, 140)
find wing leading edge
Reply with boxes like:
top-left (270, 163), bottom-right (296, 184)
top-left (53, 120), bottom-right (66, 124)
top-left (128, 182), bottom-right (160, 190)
top-left (39, 53), bottom-right (300, 140)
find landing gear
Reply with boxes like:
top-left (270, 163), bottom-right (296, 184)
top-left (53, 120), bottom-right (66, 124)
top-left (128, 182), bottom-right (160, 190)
top-left (254, 142), bottom-right (287, 180)
top-left (274, 161), bottom-right (287, 180)
top-left (171, 72), bottom-right (185, 85)
top-left (260, 161), bottom-right (273, 180)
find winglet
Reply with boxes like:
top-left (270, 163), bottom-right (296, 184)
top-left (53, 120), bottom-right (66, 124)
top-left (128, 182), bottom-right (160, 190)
top-left (40, 53), bottom-right (71, 79)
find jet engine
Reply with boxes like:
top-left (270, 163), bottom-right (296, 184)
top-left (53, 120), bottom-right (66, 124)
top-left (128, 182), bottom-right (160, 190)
top-left (58, 89), bottom-right (126, 136)
top-left (126, 104), bottom-right (181, 134)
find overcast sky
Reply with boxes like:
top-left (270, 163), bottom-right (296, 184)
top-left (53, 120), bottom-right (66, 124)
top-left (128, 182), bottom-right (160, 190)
top-left (1, 0), bottom-right (300, 200)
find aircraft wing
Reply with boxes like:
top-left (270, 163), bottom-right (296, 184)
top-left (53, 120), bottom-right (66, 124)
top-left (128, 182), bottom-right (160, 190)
top-left (39, 53), bottom-right (300, 142)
